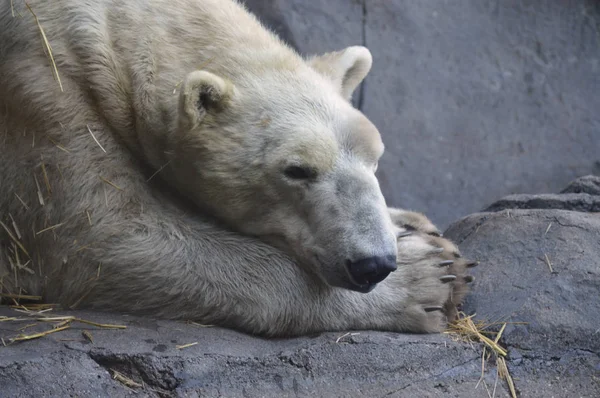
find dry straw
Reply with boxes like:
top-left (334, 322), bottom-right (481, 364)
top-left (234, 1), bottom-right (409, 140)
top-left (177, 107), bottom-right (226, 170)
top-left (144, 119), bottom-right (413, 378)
top-left (111, 369), bottom-right (142, 389)
top-left (2, 307), bottom-right (127, 345)
top-left (25, 3), bottom-right (63, 92)
top-left (446, 313), bottom-right (521, 398)
top-left (176, 342), bottom-right (198, 350)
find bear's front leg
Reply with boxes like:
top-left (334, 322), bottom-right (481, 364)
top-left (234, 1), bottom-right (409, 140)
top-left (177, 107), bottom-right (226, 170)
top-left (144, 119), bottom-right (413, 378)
top-left (82, 204), bottom-right (474, 336)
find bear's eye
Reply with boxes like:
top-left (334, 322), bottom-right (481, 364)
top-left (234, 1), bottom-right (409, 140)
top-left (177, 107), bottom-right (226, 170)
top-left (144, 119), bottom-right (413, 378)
top-left (284, 165), bottom-right (317, 180)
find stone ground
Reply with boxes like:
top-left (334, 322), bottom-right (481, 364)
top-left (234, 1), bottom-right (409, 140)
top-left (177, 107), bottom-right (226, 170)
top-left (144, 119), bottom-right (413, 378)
top-left (245, 0), bottom-right (600, 228)
top-left (2, 177), bottom-right (599, 397)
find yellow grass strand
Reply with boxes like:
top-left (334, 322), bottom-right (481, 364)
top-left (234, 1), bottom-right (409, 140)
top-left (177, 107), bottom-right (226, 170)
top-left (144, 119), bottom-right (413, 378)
top-left (497, 357), bottom-right (517, 398)
top-left (40, 158), bottom-right (52, 195)
top-left (0, 221), bottom-right (30, 258)
top-left (25, 3), bottom-right (63, 92)
top-left (9, 214), bottom-right (22, 240)
top-left (46, 135), bottom-right (71, 153)
top-left (87, 125), bottom-right (107, 153)
top-left (35, 222), bottom-right (64, 235)
top-left (14, 193), bottom-right (30, 210)
top-left (0, 293), bottom-right (42, 301)
top-left (11, 325), bottom-right (70, 341)
top-left (100, 176), bottom-right (123, 191)
top-left (33, 174), bottom-right (45, 206)
top-left (494, 323), bottom-right (507, 344)
top-left (176, 342), bottom-right (198, 349)
top-left (111, 369), bottom-right (142, 388)
top-left (82, 330), bottom-right (94, 344)
top-left (544, 253), bottom-right (554, 273)
top-left (73, 318), bottom-right (127, 329)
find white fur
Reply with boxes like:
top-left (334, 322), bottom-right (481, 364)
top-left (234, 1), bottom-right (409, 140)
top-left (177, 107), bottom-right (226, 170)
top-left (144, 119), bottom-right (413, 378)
top-left (0, 0), bottom-right (468, 336)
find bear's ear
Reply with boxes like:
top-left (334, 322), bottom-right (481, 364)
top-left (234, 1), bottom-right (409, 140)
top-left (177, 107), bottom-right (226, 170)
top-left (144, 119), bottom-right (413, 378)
top-left (308, 46), bottom-right (372, 100)
top-left (178, 70), bottom-right (233, 131)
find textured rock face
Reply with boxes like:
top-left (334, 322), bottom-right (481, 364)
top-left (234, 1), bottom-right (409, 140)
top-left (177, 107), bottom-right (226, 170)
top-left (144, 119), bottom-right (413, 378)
top-left (444, 176), bottom-right (600, 356)
top-left (2, 176), bottom-right (599, 397)
top-left (245, 0), bottom-right (600, 228)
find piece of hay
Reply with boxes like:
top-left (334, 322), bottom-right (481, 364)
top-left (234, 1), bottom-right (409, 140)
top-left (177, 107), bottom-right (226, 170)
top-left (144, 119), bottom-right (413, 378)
top-left (0, 221), bottom-right (30, 258)
top-left (46, 135), bottom-right (70, 153)
top-left (111, 369), bottom-right (142, 389)
top-left (0, 293), bottom-right (42, 301)
top-left (447, 314), bottom-right (519, 397)
top-left (14, 193), bottom-right (30, 210)
top-left (35, 316), bottom-right (126, 329)
top-left (1, 313), bottom-right (126, 330)
top-left (9, 214), bottom-right (22, 240)
top-left (87, 125), bottom-right (107, 153)
top-left (33, 174), bottom-right (45, 206)
top-left (185, 320), bottom-right (214, 328)
top-left (40, 156), bottom-right (52, 196)
top-left (497, 357), bottom-right (517, 398)
top-left (73, 318), bottom-right (126, 329)
top-left (82, 330), bottom-right (94, 344)
top-left (146, 160), bottom-right (172, 182)
top-left (176, 342), bottom-right (198, 350)
top-left (35, 222), bottom-right (64, 235)
top-left (17, 323), bottom-right (38, 332)
top-left (543, 253), bottom-right (554, 273)
top-left (11, 325), bottom-right (70, 342)
top-left (11, 303), bottom-right (57, 311)
top-left (25, 3), bottom-right (63, 92)
top-left (99, 176), bottom-right (123, 191)
top-left (335, 331), bottom-right (360, 343)
top-left (494, 323), bottom-right (507, 344)
top-left (446, 313), bottom-right (507, 356)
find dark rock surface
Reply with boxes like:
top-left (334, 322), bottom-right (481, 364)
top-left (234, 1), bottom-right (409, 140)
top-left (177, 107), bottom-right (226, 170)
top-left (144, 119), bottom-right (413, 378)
top-left (483, 175), bottom-right (600, 212)
top-left (561, 175), bottom-right (600, 196)
top-left (2, 177), bottom-right (599, 397)
top-left (245, 0), bottom-right (600, 228)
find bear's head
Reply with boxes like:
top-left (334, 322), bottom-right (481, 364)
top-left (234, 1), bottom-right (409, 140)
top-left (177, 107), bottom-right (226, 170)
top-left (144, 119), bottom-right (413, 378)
top-left (170, 46), bottom-right (398, 293)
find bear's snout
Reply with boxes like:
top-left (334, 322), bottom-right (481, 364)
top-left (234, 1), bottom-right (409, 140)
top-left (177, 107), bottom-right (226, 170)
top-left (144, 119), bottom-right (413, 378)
top-left (345, 255), bottom-right (397, 292)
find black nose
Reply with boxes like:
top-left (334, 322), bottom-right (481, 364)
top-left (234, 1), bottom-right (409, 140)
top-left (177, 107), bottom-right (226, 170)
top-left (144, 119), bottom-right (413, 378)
top-left (346, 255), bottom-right (397, 286)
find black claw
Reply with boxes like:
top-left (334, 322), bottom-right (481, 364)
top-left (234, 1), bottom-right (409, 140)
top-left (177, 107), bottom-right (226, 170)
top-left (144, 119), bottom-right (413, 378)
top-left (453, 252), bottom-right (462, 258)
top-left (424, 306), bottom-right (444, 313)
top-left (466, 261), bottom-right (479, 268)
top-left (438, 260), bottom-right (454, 267)
top-left (464, 275), bottom-right (475, 283)
top-left (428, 231), bottom-right (442, 237)
top-left (440, 275), bottom-right (457, 283)
top-left (397, 231), bottom-right (412, 238)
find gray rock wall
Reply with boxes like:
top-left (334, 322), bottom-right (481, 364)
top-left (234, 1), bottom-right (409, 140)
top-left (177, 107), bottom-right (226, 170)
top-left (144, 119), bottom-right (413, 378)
top-left (245, 0), bottom-right (600, 228)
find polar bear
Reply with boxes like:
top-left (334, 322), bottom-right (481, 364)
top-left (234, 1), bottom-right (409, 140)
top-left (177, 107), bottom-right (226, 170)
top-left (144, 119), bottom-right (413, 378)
top-left (0, 0), bottom-right (474, 336)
